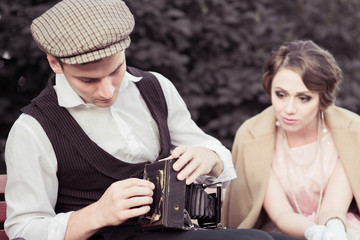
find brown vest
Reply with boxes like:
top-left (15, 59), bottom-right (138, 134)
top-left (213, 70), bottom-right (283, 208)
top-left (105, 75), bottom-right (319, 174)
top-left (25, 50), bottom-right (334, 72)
top-left (21, 67), bottom-right (171, 216)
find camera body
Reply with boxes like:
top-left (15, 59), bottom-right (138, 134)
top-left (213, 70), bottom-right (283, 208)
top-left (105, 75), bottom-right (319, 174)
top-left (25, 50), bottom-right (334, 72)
top-left (139, 158), bottom-right (221, 230)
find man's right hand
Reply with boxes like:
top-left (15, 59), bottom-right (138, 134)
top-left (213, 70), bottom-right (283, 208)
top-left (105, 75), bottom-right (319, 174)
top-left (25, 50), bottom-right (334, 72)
top-left (93, 178), bottom-right (155, 227)
top-left (65, 178), bottom-right (154, 240)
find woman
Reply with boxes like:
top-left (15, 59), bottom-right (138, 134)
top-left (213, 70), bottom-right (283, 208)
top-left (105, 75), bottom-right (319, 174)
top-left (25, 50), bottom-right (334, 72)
top-left (223, 40), bottom-right (360, 239)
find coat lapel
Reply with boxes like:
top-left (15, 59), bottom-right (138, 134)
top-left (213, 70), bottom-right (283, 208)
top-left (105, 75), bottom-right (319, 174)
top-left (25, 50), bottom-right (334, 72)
top-left (326, 107), bottom-right (360, 204)
top-left (243, 107), bottom-right (276, 201)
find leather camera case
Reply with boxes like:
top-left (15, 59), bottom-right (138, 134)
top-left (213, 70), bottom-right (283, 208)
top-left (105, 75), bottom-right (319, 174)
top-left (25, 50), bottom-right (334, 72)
top-left (139, 158), bottom-right (186, 230)
top-left (139, 158), bottom-right (221, 230)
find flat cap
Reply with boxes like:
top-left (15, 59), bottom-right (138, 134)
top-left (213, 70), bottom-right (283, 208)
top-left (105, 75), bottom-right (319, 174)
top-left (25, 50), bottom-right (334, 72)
top-left (31, 0), bottom-right (134, 64)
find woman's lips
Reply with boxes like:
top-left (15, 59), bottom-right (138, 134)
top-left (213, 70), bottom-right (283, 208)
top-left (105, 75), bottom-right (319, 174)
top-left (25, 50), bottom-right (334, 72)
top-left (282, 117), bottom-right (298, 125)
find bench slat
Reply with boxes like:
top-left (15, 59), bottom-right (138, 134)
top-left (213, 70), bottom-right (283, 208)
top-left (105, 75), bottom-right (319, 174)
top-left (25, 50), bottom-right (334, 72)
top-left (0, 202), bottom-right (6, 222)
top-left (0, 175), bottom-right (6, 193)
top-left (0, 174), bottom-right (8, 240)
top-left (0, 230), bottom-right (8, 239)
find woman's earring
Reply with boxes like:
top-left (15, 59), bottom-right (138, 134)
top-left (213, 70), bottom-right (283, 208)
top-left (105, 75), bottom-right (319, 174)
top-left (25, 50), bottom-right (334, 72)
top-left (275, 120), bottom-right (280, 127)
top-left (321, 111), bottom-right (328, 133)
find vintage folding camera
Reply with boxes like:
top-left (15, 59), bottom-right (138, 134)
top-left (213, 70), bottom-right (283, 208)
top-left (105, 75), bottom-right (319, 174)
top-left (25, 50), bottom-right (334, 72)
top-left (139, 158), bottom-right (222, 230)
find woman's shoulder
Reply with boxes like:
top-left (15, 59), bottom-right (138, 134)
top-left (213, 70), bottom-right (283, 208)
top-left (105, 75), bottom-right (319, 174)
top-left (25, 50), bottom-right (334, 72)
top-left (325, 106), bottom-right (360, 135)
top-left (327, 105), bottom-right (360, 130)
top-left (329, 105), bottom-right (360, 116)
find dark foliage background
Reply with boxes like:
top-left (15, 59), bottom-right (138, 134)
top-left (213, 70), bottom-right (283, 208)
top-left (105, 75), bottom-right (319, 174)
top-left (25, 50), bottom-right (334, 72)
top-left (2, 0), bottom-right (360, 173)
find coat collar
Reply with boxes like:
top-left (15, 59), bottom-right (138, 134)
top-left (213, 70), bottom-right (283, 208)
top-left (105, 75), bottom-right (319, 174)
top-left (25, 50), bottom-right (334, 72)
top-left (246, 106), bottom-right (277, 139)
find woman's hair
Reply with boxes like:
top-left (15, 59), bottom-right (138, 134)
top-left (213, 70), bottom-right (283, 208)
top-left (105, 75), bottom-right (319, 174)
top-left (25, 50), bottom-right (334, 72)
top-left (262, 40), bottom-right (343, 109)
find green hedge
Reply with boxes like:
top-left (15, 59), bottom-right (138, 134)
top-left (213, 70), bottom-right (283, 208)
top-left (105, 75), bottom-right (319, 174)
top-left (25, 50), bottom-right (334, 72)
top-left (1, 0), bottom-right (360, 171)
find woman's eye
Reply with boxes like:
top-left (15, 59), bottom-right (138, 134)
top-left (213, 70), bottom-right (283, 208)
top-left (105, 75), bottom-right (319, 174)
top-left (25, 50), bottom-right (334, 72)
top-left (299, 95), bottom-right (311, 102)
top-left (275, 91), bottom-right (285, 98)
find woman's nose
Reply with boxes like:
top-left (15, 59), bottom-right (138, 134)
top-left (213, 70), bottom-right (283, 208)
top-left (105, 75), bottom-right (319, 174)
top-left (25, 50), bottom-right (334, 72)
top-left (285, 98), bottom-right (297, 114)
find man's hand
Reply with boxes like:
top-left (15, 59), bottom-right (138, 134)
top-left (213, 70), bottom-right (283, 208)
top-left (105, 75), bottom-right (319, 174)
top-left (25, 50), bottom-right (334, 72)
top-left (93, 178), bottom-right (155, 228)
top-left (171, 146), bottom-right (224, 184)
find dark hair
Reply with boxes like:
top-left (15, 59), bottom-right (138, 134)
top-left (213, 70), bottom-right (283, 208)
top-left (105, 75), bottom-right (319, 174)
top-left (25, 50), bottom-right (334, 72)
top-left (54, 56), bottom-right (65, 69)
top-left (262, 40), bottom-right (343, 109)
top-left (55, 56), bottom-right (104, 68)
top-left (54, 56), bottom-right (104, 69)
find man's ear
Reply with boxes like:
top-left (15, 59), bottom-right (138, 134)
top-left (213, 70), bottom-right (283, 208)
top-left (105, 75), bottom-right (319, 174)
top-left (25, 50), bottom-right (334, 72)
top-left (47, 54), bottom-right (63, 74)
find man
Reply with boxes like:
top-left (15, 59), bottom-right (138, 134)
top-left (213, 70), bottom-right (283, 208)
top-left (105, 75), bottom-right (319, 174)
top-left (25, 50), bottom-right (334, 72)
top-left (4, 0), bottom-right (302, 239)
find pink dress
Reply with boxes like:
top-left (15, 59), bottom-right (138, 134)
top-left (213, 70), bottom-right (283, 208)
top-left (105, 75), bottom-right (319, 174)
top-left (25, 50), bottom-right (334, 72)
top-left (265, 131), bottom-right (360, 239)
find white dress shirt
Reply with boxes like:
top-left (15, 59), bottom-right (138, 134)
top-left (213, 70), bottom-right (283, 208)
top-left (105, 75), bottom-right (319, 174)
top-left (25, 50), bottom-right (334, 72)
top-left (4, 71), bottom-right (236, 239)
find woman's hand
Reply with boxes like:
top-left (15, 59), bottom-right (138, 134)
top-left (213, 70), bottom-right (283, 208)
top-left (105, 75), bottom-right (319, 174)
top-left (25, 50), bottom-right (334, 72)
top-left (322, 218), bottom-right (347, 240)
top-left (304, 225), bottom-right (326, 240)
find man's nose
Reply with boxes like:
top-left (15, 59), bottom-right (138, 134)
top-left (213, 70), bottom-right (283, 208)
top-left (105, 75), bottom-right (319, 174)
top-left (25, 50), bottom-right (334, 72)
top-left (98, 78), bottom-right (114, 99)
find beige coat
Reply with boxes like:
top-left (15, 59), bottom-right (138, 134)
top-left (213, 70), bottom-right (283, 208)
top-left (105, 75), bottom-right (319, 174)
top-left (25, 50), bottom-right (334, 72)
top-left (223, 105), bottom-right (360, 229)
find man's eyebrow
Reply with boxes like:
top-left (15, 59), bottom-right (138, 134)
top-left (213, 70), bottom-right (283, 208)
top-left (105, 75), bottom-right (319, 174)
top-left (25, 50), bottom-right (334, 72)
top-left (110, 60), bottom-right (124, 75)
top-left (74, 59), bottom-right (125, 81)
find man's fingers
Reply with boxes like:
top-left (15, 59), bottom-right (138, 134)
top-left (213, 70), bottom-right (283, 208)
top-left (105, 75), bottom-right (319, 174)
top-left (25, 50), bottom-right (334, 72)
top-left (171, 146), bottom-right (187, 158)
top-left (121, 195), bottom-right (153, 209)
top-left (173, 149), bottom-right (193, 171)
top-left (121, 205), bottom-right (151, 220)
top-left (120, 185), bottom-right (154, 199)
top-left (114, 178), bottom-right (155, 190)
top-left (185, 167), bottom-right (203, 185)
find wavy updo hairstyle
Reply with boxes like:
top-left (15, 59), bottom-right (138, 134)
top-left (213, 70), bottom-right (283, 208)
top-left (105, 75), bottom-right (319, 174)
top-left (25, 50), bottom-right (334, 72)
top-left (262, 40), bottom-right (343, 109)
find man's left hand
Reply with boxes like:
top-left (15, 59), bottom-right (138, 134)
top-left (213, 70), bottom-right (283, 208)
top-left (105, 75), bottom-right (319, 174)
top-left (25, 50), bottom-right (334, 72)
top-left (171, 146), bottom-right (223, 184)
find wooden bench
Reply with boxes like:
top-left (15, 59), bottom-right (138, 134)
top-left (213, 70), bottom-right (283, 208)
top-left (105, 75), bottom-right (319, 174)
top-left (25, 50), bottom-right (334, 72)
top-left (0, 174), bottom-right (8, 240)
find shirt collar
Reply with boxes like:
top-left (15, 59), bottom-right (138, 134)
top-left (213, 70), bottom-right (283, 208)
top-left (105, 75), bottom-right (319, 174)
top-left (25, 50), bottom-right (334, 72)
top-left (56, 71), bottom-right (142, 108)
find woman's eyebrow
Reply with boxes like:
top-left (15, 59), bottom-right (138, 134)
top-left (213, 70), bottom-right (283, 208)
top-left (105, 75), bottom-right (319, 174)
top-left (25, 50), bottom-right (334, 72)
top-left (274, 87), bottom-right (312, 95)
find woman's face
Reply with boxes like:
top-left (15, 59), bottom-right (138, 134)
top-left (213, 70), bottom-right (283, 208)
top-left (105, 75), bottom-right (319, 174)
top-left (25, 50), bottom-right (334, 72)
top-left (271, 68), bottom-right (320, 135)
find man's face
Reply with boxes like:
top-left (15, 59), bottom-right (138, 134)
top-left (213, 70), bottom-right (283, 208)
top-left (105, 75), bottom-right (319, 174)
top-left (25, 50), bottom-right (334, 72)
top-left (58, 52), bottom-right (126, 107)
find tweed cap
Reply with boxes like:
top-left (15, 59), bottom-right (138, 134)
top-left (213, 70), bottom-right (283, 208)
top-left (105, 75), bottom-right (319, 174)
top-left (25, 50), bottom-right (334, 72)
top-left (31, 0), bottom-right (134, 64)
